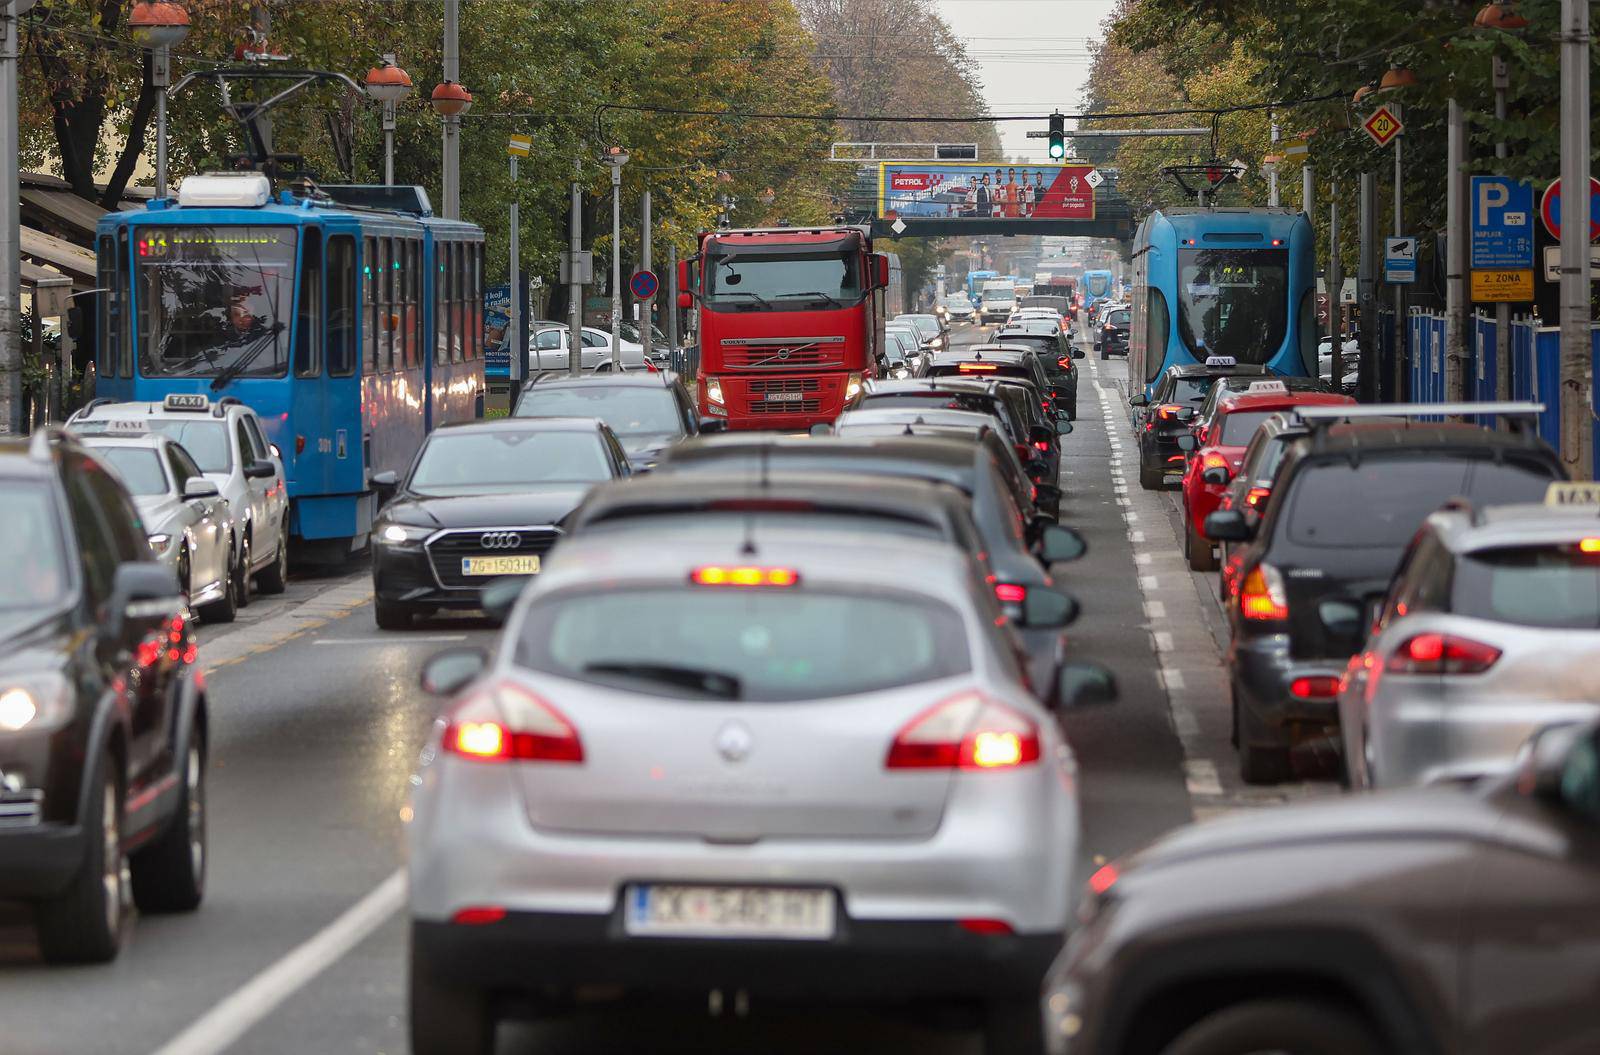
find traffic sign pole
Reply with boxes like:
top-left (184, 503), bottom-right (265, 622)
top-left (1558, 0), bottom-right (1592, 478)
top-left (640, 189), bottom-right (653, 366)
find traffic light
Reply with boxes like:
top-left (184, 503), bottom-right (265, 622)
top-left (1048, 112), bottom-right (1066, 160)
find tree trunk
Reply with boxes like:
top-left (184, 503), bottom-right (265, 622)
top-left (101, 55), bottom-right (157, 207)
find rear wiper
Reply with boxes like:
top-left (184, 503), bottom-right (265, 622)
top-left (583, 661), bottom-right (742, 700)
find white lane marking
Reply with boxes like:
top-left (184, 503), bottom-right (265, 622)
top-left (1130, 531), bottom-right (1145, 544)
top-left (1144, 600), bottom-right (1166, 619)
top-left (149, 869), bottom-right (407, 1055)
top-left (1184, 759), bottom-right (1224, 796)
top-left (1139, 574), bottom-right (1159, 590)
top-left (314, 635), bottom-right (468, 646)
top-left (1153, 630), bottom-right (1174, 652)
top-left (1159, 667), bottom-right (1188, 691)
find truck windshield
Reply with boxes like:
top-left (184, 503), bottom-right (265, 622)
top-left (1176, 249), bottom-right (1288, 365)
top-left (135, 225), bottom-right (296, 380)
top-left (705, 252), bottom-right (862, 311)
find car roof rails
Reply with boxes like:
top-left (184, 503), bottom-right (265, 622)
top-left (74, 397), bottom-right (117, 420)
top-left (213, 395), bottom-right (243, 417)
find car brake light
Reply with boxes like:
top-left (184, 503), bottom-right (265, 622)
top-left (1087, 863), bottom-right (1118, 895)
top-left (451, 906), bottom-right (507, 925)
top-left (885, 692), bottom-right (1041, 771)
top-left (959, 361), bottom-right (998, 372)
top-left (295, 434), bottom-right (306, 455)
top-left (1057, 356), bottom-right (1072, 368)
top-left (994, 583), bottom-right (1027, 604)
top-left (1201, 452), bottom-right (1230, 471)
top-left (1290, 675), bottom-right (1341, 699)
top-left (1033, 440), bottom-right (1050, 451)
top-left (1245, 486), bottom-right (1271, 508)
top-left (958, 918), bottom-right (1015, 935)
top-left (442, 680), bottom-right (584, 764)
top-left (691, 565), bottom-right (799, 587)
top-left (1156, 404), bottom-right (1184, 420)
top-left (1239, 564), bottom-right (1289, 621)
top-left (1387, 633), bottom-right (1501, 675)
top-left (1581, 538), bottom-right (1600, 554)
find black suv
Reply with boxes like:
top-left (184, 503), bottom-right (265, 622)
top-left (1096, 304), bottom-right (1131, 359)
top-left (993, 324), bottom-right (1082, 420)
top-left (1131, 360), bottom-right (1270, 489)
top-left (0, 430), bottom-right (207, 963)
top-left (1205, 406), bottom-right (1564, 784)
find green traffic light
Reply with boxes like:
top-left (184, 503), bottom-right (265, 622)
top-left (1049, 140), bottom-right (1065, 159)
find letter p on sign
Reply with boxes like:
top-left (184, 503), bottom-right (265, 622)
top-left (1478, 181), bottom-right (1510, 227)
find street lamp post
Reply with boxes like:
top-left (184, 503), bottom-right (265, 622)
top-left (1, 0), bottom-right (38, 435)
top-left (601, 146), bottom-right (629, 368)
top-left (1475, 1), bottom-right (1529, 408)
top-left (1556, 0), bottom-right (1592, 477)
top-left (1379, 64), bottom-right (1415, 399)
top-left (129, 2), bottom-right (191, 202)
top-left (364, 55), bottom-right (412, 187)
top-left (430, 81), bottom-right (472, 220)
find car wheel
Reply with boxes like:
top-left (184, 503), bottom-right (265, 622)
top-left (1160, 999), bottom-right (1383, 1055)
top-left (374, 596), bottom-right (413, 631)
top-left (1099, 348), bottom-right (1109, 360)
top-left (198, 555), bottom-right (238, 624)
top-left (1139, 463), bottom-right (1165, 490)
top-left (1187, 520), bottom-right (1218, 572)
top-left (1239, 740), bottom-right (1292, 785)
top-left (410, 935), bottom-right (494, 1055)
top-left (35, 757), bottom-right (127, 964)
top-left (232, 533), bottom-right (252, 609)
top-left (983, 997), bottom-right (1045, 1055)
top-left (256, 521), bottom-right (289, 594)
top-left (130, 734), bottom-right (206, 913)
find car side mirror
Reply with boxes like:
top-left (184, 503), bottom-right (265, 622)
top-left (1202, 466), bottom-right (1232, 485)
top-left (1034, 524), bottom-right (1087, 564)
top-left (371, 470), bottom-right (400, 489)
top-left (1054, 661), bottom-right (1118, 710)
top-left (698, 418), bottom-right (727, 435)
top-left (1071, 349), bottom-right (1085, 360)
top-left (109, 561), bottom-right (182, 642)
top-left (1518, 722), bottom-right (1599, 806)
top-left (182, 477), bottom-right (220, 500)
top-left (1055, 418), bottom-right (1073, 434)
top-left (1204, 509), bottom-right (1253, 542)
top-left (1175, 434), bottom-right (1197, 452)
top-left (1129, 394), bottom-right (1148, 407)
top-left (243, 462), bottom-right (276, 480)
top-left (419, 647), bottom-right (489, 696)
top-left (480, 577), bottom-right (528, 626)
top-left (1019, 587), bottom-right (1079, 629)
top-left (1174, 407), bottom-right (1196, 422)
top-left (875, 255), bottom-right (891, 289)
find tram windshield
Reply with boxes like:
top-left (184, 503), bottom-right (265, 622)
top-left (1176, 249), bottom-right (1288, 365)
top-left (135, 226), bottom-right (296, 381)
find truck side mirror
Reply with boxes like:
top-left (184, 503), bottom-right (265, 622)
top-left (677, 259), bottom-right (694, 309)
top-left (876, 255), bottom-right (891, 289)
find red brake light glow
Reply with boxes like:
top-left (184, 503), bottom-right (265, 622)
top-left (994, 583), bottom-right (1028, 604)
top-left (442, 680), bottom-right (585, 764)
top-left (1088, 863), bottom-right (1119, 895)
top-left (1387, 633), bottom-right (1501, 675)
top-left (1156, 404), bottom-right (1183, 420)
top-left (1201, 452), bottom-right (1230, 471)
top-left (1239, 565), bottom-right (1289, 622)
top-left (1244, 486), bottom-right (1271, 508)
top-left (1289, 675), bottom-right (1341, 700)
top-left (958, 362), bottom-right (998, 372)
top-left (1581, 538), bottom-right (1600, 554)
top-left (958, 917), bottom-right (1015, 935)
top-left (691, 565), bottom-right (800, 587)
top-left (1033, 440), bottom-right (1050, 451)
top-left (886, 692), bottom-right (1041, 771)
top-left (1057, 356), bottom-right (1072, 368)
top-left (451, 906), bottom-right (507, 925)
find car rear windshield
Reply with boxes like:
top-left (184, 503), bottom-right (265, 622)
top-left (409, 429), bottom-right (609, 494)
top-left (1219, 410), bottom-right (1277, 446)
top-left (1169, 378), bottom-right (1214, 404)
top-left (862, 393), bottom-right (1001, 416)
top-left (514, 386), bottom-right (683, 440)
top-left (929, 363), bottom-right (1030, 381)
top-left (1453, 544), bottom-right (1600, 629)
top-left (515, 587), bottom-right (971, 701)
top-left (1284, 455), bottom-right (1557, 549)
top-left (587, 511), bottom-right (947, 542)
top-left (92, 446), bottom-right (168, 496)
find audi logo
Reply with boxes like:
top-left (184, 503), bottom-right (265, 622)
top-left (478, 531), bottom-right (523, 550)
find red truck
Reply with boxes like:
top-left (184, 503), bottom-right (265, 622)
top-left (678, 225), bottom-right (893, 430)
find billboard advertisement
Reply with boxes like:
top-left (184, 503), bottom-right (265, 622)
top-left (483, 284), bottom-right (512, 379)
top-left (877, 162), bottom-right (1097, 221)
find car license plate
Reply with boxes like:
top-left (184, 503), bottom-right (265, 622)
top-left (460, 555), bottom-right (540, 577)
top-left (763, 391), bottom-right (804, 402)
top-left (624, 884), bottom-right (835, 940)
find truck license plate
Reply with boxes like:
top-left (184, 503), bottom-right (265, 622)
top-left (624, 884), bottom-right (835, 940)
top-left (763, 392), bottom-right (805, 402)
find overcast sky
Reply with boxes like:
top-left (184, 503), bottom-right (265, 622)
top-left (932, 0), bottom-right (1122, 161)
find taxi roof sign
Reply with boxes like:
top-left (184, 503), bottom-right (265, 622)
top-left (1545, 482), bottom-right (1600, 508)
top-left (1246, 380), bottom-right (1290, 394)
top-left (1204, 356), bottom-right (1238, 367)
top-left (163, 393), bottom-right (210, 412)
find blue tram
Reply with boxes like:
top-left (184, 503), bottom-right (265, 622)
top-left (1128, 207), bottom-right (1317, 401)
top-left (93, 174), bottom-right (485, 556)
top-left (1081, 268), bottom-right (1115, 315)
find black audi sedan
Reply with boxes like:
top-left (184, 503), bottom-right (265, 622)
top-left (370, 418), bottom-right (630, 629)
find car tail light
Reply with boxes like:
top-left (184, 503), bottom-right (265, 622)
top-left (1290, 675), bottom-right (1341, 699)
top-left (1057, 356), bottom-right (1072, 368)
top-left (1033, 440), bottom-right (1050, 451)
top-left (959, 361), bottom-right (998, 373)
top-left (691, 565), bottom-right (800, 587)
top-left (1201, 452), bottom-right (1230, 472)
top-left (1581, 538), bottom-right (1600, 554)
top-left (295, 434), bottom-right (306, 455)
top-left (994, 583), bottom-right (1027, 604)
top-left (958, 918), bottom-right (1015, 935)
top-left (442, 680), bottom-right (584, 764)
top-left (1244, 486), bottom-right (1271, 508)
top-left (1386, 633), bottom-right (1501, 675)
top-left (1087, 863), bottom-right (1118, 895)
top-left (451, 906), bottom-right (507, 925)
top-left (1156, 404), bottom-right (1184, 420)
top-left (1239, 564), bottom-right (1289, 622)
top-left (886, 692), bottom-right (1041, 771)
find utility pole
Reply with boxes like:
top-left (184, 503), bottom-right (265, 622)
top-left (1329, 184), bottom-right (1343, 390)
top-left (666, 243), bottom-right (680, 373)
top-left (1444, 98), bottom-right (1469, 404)
top-left (507, 143), bottom-right (522, 387)
top-left (251, 2), bottom-right (272, 154)
top-left (1268, 115), bottom-right (1280, 207)
top-left (0, 0), bottom-right (30, 435)
top-left (441, 0), bottom-right (460, 219)
top-left (1557, 0), bottom-right (1592, 478)
top-left (1492, 54), bottom-right (1511, 404)
top-left (1302, 164), bottom-right (1314, 219)
top-left (567, 158), bottom-right (583, 378)
top-left (602, 146), bottom-right (629, 369)
top-left (1359, 172), bottom-right (1379, 401)
top-left (1392, 107), bottom-right (1406, 401)
top-left (640, 188), bottom-right (653, 365)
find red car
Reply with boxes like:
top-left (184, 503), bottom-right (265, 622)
top-left (1179, 384), bottom-right (1357, 571)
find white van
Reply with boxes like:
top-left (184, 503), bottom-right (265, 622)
top-left (979, 281), bottom-right (1016, 322)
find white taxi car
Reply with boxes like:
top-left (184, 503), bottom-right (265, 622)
top-left (68, 394), bottom-right (290, 603)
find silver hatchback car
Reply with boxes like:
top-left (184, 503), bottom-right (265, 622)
top-left (1340, 492), bottom-right (1600, 789)
top-left (406, 531), bottom-right (1112, 1054)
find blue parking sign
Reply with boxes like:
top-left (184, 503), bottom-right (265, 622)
top-left (1471, 176), bottom-right (1535, 269)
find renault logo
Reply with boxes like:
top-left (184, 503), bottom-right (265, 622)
top-left (715, 722), bottom-right (753, 763)
top-left (479, 531), bottom-right (522, 550)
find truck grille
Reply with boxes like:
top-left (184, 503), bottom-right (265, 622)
top-left (747, 378), bottom-right (821, 394)
top-left (747, 397), bottom-right (821, 414)
top-left (724, 347), bottom-right (843, 369)
top-left (425, 528), bottom-right (562, 590)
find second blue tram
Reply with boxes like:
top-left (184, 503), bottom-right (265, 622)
top-left (93, 173), bottom-right (485, 556)
top-left (1128, 207), bottom-right (1316, 401)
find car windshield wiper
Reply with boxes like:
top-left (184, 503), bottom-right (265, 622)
top-left (208, 323), bottom-right (284, 392)
top-left (583, 661), bottom-right (743, 699)
top-left (775, 291), bottom-right (845, 307)
top-left (713, 290), bottom-right (772, 308)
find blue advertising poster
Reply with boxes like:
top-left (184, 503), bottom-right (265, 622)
top-left (483, 285), bottom-right (512, 380)
top-left (1470, 176), bottom-right (1535, 270)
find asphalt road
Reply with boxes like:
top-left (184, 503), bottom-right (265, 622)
top-left (0, 318), bottom-right (1319, 1054)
